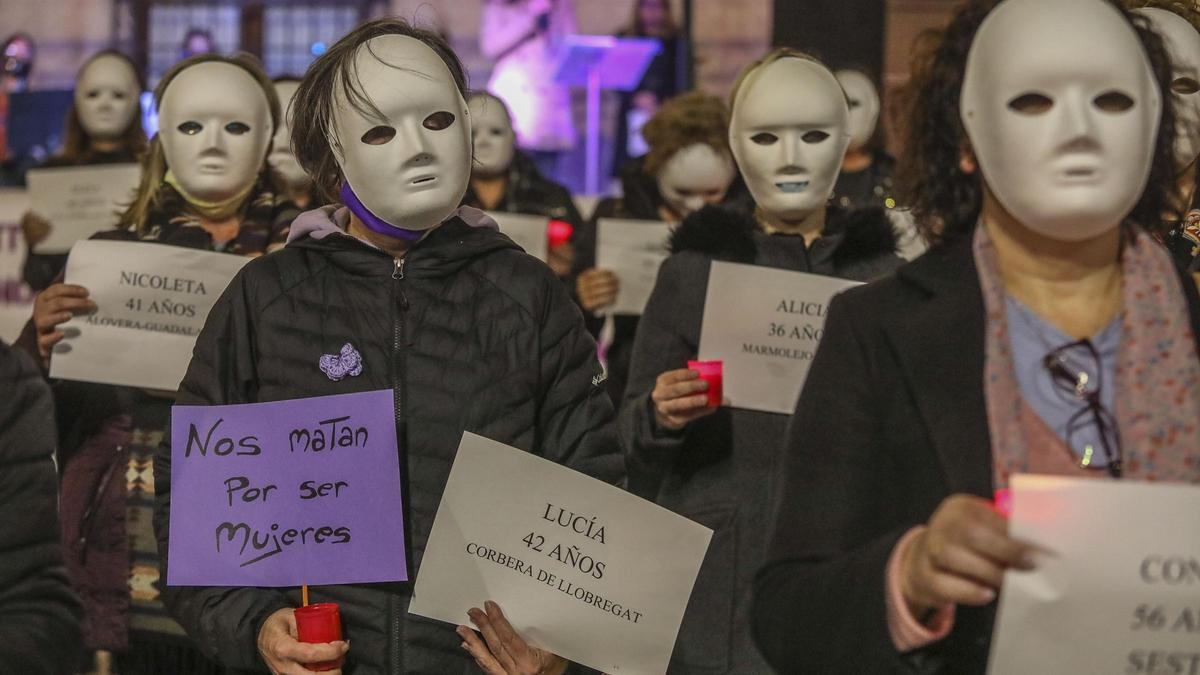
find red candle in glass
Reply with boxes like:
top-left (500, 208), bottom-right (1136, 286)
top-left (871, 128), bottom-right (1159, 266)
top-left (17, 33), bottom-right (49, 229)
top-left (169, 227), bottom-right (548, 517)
top-left (294, 603), bottom-right (345, 671)
top-left (688, 360), bottom-right (723, 408)
top-left (993, 488), bottom-right (1013, 518)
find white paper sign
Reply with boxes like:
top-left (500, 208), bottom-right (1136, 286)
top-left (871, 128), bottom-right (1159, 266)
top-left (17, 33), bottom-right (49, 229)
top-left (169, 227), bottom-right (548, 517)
top-left (26, 164), bottom-right (141, 254)
top-left (595, 218), bottom-right (673, 316)
top-left (489, 211), bottom-right (549, 262)
top-left (988, 475), bottom-right (1200, 675)
top-left (0, 189), bottom-right (34, 342)
top-left (49, 240), bottom-right (250, 390)
top-left (410, 432), bottom-right (713, 675)
top-left (697, 261), bottom-right (860, 414)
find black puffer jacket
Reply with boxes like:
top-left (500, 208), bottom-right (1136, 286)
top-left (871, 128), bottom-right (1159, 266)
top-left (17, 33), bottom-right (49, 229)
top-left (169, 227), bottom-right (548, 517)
top-left (462, 151), bottom-right (584, 230)
top-left (0, 340), bottom-right (82, 674)
top-left (618, 204), bottom-right (902, 674)
top-left (154, 207), bottom-right (620, 674)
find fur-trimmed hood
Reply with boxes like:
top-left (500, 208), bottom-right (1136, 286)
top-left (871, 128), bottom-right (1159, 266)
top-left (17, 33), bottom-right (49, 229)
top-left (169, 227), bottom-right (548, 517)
top-left (670, 203), bottom-right (900, 271)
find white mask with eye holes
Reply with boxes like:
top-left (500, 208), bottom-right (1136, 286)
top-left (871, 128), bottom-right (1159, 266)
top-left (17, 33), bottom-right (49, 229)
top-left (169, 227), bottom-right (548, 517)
top-left (158, 62), bottom-right (273, 203)
top-left (835, 69), bottom-right (880, 153)
top-left (331, 35), bottom-right (471, 232)
top-left (1136, 7), bottom-right (1200, 172)
top-left (729, 57), bottom-right (850, 222)
top-left (269, 80), bottom-right (310, 191)
top-left (468, 95), bottom-right (516, 177)
top-left (962, 0), bottom-right (1160, 242)
top-left (655, 142), bottom-right (736, 220)
top-left (74, 54), bottom-right (141, 141)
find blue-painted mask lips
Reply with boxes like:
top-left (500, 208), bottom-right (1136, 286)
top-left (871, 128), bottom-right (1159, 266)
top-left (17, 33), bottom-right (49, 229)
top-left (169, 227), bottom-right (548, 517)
top-left (775, 181), bottom-right (811, 193)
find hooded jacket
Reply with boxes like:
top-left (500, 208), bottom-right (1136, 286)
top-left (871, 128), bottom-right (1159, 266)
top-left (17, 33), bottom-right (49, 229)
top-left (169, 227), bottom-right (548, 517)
top-left (617, 204), bottom-right (902, 674)
top-left (154, 206), bottom-right (620, 674)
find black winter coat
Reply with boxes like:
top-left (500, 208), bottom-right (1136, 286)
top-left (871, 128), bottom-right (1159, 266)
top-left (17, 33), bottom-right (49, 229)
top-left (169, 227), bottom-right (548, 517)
top-left (154, 213), bottom-right (620, 674)
top-left (752, 235), bottom-right (1200, 674)
top-left (618, 205), bottom-right (903, 674)
top-left (461, 151), bottom-right (584, 231)
top-left (0, 340), bottom-right (82, 674)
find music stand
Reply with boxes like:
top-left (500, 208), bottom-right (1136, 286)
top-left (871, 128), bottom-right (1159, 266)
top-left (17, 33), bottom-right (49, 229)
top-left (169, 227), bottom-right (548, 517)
top-left (553, 35), bottom-right (661, 196)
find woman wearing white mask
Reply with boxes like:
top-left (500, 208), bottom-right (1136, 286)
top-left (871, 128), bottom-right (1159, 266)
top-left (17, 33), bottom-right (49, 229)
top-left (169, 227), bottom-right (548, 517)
top-left (830, 68), bottom-right (897, 212)
top-left (1134, 4), bottom-right (1200, 270)
top-left (619, 51), bottom-right (902, 672)
top-left (754, 1), bottom-right (1200, 672)
top-left (15, 52), bottom-right (294, 675)
top-left (268, 76), bottom-right (321, 213)
top-left (460, 91), bottom-right (584, 279)
top-left (153, 19), bottom-right (616, 675)
top-left (574, 90), bottom-right (746, 405)
top-left (20, 50), bottom-right (147, 292)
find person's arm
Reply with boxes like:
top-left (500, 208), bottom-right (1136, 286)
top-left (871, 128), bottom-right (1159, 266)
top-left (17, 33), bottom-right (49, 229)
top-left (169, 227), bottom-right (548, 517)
top-left (615, 254), bottom-right (708, 490)
top-left (532, 261), bottom-right (623, 485)
top-left (752, 291), bottom-right (928, 672)
top-left (153, 269), bottom-right (292, 670)
top-left (0, 342), bottom-right (82, 675)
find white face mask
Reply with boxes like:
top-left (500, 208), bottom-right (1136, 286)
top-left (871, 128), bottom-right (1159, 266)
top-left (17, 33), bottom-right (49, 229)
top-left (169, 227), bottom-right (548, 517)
top-left (655, 143), bottom-right (736, 219)
top-left (835, 69), bottom-right (880, 153)
top-left (729, 57), bottom-right (850, 221)
top-left (468, 95), bottom-right (515, 177)
top-left (269, 80), bottom-right (309, 190)
top-left (1136, 8), bottom-right (1200, 171)
top-left (331, 35), bottom-right (471, 232)
top-left (962, 0), bottom-right (1160, 242)
top-left (158, 62), bottom-right (273, 203)
top-left (74, 55), bottom-right (140, 141)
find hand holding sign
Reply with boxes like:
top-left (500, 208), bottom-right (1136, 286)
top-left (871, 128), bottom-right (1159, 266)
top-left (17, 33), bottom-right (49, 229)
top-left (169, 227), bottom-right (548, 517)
top-left (575, 268), bottom-right (619, 313)
top-left (458, 601), bottom-right (567, 675)
top-left (33, 283), bottom-right (96, 365)
top-left (899, 494), bottom-right (1037, 619)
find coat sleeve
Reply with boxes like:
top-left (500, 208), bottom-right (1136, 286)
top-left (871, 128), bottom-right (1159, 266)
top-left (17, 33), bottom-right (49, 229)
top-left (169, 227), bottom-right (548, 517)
top-left (533, 265), bottom-right (624, 485)
top-left (615, 254), bottom-right (702, 496)
top-left (153, 268), bottom-right (291, 671)
top-left (751, 291), bottom-right (927, 673)
top-left (0, 341), bottom-right (82, 675)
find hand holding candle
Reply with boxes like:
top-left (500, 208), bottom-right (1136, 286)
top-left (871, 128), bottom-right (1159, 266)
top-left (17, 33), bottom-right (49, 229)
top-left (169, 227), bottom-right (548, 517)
top-left (651, 363), bottom-right (722, 430)
top-left (295, 603), bottom-right (346, 671)
top-left (256, 608), bottom-right (348, 674)
top-left (688, 360), bottom-right (723, 408)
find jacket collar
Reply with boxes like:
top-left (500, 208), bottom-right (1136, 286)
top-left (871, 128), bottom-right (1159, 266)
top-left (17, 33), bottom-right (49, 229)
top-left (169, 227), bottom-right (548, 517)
top-left (888, 234), bottom-right (994, 497)
top-left (288, 210), bottom-right (519, 279)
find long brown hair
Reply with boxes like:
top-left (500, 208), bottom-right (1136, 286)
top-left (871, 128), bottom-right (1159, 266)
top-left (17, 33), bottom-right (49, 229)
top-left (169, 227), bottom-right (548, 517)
top-left (116, 53), bottom-right (280, 234)
top-left (642, 90), bottom-right (729, 174)
top-left (59, 50), bottom-right (147, 163)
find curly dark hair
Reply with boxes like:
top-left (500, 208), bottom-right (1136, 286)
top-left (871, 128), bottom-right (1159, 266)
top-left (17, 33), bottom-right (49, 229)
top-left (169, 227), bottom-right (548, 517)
top-left (642, 91), bottom-right (731, 175)
top-left (896, 0), bottom-right (1178, 246)
top-left (290, 18), bottom-right (468, 203)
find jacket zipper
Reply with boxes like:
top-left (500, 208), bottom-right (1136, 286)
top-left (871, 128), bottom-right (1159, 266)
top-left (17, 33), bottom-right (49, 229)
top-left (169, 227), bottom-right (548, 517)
top-left (390, 255), bottom-right (408, 674)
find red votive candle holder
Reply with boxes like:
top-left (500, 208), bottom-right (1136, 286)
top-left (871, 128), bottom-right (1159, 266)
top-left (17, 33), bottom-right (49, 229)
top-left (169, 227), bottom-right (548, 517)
top-left (688, 360), bottom-right (723, 408)
top-left (547, 219), bottom-right (574, 248)
top-left (993, 488), bottom-right (1013, 518)
top-left (294, 603), bottom-right (344, 671)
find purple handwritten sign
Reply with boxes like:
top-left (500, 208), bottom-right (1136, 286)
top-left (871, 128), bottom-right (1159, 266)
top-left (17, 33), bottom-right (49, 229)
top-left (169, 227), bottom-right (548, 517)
top-left (167, 389), bottom-right (408, 586)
